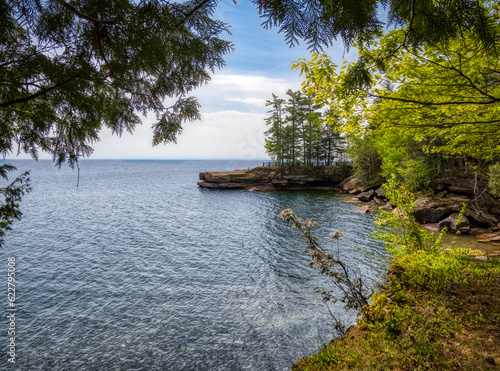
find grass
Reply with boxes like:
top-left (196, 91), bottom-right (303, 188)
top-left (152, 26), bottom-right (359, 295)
top-left (292, 249), bottom-right (500, 370)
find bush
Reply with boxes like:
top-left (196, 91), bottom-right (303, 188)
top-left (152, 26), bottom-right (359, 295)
top-left (489, 162), bottom-right (500, 197)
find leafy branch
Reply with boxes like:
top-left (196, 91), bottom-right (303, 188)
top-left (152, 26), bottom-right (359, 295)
top-left (0, 164), bottom-right (32, 248)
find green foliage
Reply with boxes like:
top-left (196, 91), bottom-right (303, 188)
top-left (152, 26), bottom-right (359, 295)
top-left (373, 176), bottom-right (445, 256)
top-left (0, 0), bottom-right (233, 165)
top-left (293, 178), bottom-right (500, 370)
top-left (264, 93), bottom-right (286, 164)
top-left (253, 0), bottom-right (499, 55)
top-left (489, 163), bottom-right (500, 197)
top-left (264, 91), bottom-right (346, 166)
top-left (347, 134), bottom-right (382, 184)
top-left (374, 132), bottom-right (440, 192)
top-left (293, 19), bottom-right (500, 161)
top-left (0, 164), bottom-right (31, 247)
top-left (294, 224), bottom-right (500, 370)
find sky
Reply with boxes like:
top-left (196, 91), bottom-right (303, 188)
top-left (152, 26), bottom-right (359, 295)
top-left (20, 1), bottom-right (359, 160)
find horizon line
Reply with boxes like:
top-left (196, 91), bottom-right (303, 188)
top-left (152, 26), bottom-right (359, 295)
top-left (2, 158), bottom-right (272, 161)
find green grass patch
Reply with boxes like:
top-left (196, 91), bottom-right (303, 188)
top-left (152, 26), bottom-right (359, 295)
top-left (293, 250), bottom-right (500, 370)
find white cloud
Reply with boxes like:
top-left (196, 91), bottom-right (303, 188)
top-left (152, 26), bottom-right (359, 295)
top-left (209, 74), bottom-right (290, 91)
top-left (226, 97), bottom-right (266, 106)
top-left (91, 110), bottom-right (268, 159)
top-left (89, 73), bottom-right (301, 159)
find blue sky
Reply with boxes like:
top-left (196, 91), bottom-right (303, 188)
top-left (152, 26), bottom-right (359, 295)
top-left (23, 1), bottom-right (358, 160)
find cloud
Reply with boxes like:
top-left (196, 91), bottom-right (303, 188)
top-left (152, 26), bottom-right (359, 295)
top-left (196, 73), bottom-right (301, 113)
top-left (226, 97), bottom-right (266, 107)
top-left (91, 110), bottom-right (268, 159)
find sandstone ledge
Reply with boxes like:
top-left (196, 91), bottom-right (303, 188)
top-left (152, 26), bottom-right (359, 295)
top-left (197, 166), bottom-right (350, 191)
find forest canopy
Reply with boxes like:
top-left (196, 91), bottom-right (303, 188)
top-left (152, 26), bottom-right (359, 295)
top-left (290, 0), bottom-right (500, 188)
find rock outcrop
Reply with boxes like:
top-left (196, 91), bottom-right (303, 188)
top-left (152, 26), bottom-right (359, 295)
top-left (339, 176), bottom-right (366, 194)
top-left (197, 166), bottom-right (351, 191)
top-left (357, 189), bottom-right (375, 202)
top-left (438, 213), bottom-right (471, 233)
top-left (199, 168), bottom-right (500, 234)
top-left (353, 180), bottom-right (500, 233)
top-left (413, 197), bottom-right (464, 223)
top-left (476, 232), bottom-right (500, 243)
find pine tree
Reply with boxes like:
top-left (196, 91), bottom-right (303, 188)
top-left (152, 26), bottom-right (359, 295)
top-left (321, 115), bottom-right (345, 165)
top-left (264, 94), bottom-right (286, 166)
top-left (297, 94), bottom-right (322, 166)
top-left (283, 90), bottom-right (303, 165)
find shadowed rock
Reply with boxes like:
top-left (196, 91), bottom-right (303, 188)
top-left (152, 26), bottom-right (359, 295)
top-left (438, 213), bottom-right (471, 233)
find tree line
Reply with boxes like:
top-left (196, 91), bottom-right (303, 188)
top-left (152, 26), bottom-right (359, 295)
top-left (264, 90), bottom-right (345, 167)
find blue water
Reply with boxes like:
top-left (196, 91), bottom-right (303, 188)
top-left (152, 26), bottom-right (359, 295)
top-left (0, 160), bottom-right (389, 370)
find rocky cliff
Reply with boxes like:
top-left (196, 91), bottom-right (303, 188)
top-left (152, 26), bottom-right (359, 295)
top-left (197, 165), bottom-right (351, 191)
top-left (344, 176), bottom-right (500, 243)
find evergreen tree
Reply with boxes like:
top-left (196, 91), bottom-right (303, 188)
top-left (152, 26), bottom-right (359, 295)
top-left (321, 122), bottom-right (345, 166)
top-left (0, 0), bottom-right (233, 165)
top-left (298, 94), bottom-right (322, 166)
top-left (254, 0), bottom-right (499, 55)
top-left (283, 90), bottom-right (303, 165)
top-left (264, 93), bottom-right (285, 165)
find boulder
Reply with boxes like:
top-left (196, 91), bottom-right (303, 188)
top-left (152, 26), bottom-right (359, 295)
top-left (374, 187), bottom-right (386, 199)
top-left (357, 189), bottom-right (375, 202)
top-left (421, 223), bottom-right (442, 232)
top-left (432, 178), bottom-right (488, 195)
top-left (358, 205), bottom-right (372, 213)
top-left (438, 213), bottom-right (471, 233)
top-left (379, 203), bottom-right (393, 211)
top-left (340, 176), bottom-right (366, 194)
top-left (373, 196), bottom-right (385, 205)
top-left (413, 197), bottom-right (463, 223)
top-left (473, 192), bottom-right (500, 214)
top-left (469, 226), bottom-right (492, 235)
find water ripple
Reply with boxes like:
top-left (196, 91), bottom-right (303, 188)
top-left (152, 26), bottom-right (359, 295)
top-left (0, 160), bottom-right (389, 370)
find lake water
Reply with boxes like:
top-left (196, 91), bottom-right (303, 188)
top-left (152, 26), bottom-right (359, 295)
top-left (0, 160), bottom-right (389, 370)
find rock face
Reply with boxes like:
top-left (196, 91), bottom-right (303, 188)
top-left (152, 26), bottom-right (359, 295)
top-left (375, 187), bottom-right (386, 198)
top-left (197, 166), bottom-right (351, 191)
top-left (357, 189), bottom-right (375, 202)
top-left (466, 208), bottom-right (498, 228)
top-left (413, 197), bottom-right (464, 223)
top-left (438, 213), bottom-right (471, 233)
top-left (431, 178), bottom-right (488, 195)
top-left (339, 176), bottom-right (366, 194)
top-left (199, 169), bottom-right (251, 182)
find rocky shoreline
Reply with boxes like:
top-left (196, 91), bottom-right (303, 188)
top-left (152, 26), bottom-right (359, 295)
top-left (341, 176), bottom-right (500, 245)
top-left (198, 167), bottom-right (500, 245)
top-left (197, 165), bottom-right (351, 191)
